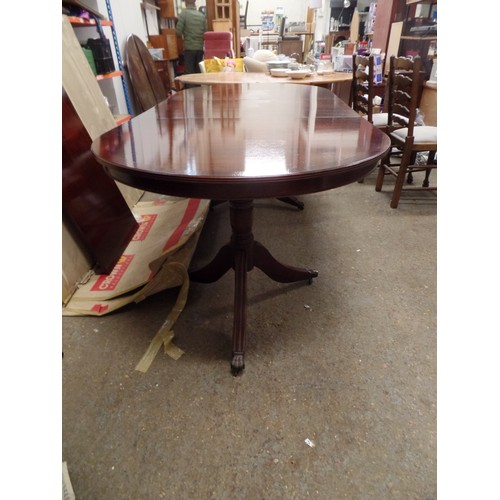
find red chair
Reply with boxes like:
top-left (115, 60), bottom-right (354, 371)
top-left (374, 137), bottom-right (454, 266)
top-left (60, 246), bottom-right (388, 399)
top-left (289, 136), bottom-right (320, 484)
top-left (203, 31), bottom-right (234, 59)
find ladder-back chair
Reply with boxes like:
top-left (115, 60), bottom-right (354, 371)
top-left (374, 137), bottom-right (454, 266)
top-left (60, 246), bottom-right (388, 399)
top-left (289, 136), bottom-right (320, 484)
top-left (375, 56), bottom-right (437, 208)
top-left (352, 54), bottom-right (374, 123)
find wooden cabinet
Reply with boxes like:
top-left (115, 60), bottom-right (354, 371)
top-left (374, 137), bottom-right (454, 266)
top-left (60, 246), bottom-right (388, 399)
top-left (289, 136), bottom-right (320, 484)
top-left (154, 59), bottom-right (176, 92)
top-left (157, 0), bottom-right (175, 18)
top-left (215, 0), bottom-right (232, 19)
top-left (398, 0), bottom-right (437, 79)
top-left (206, 0), bottom-right (240, 57)
top-left (324, 29), bottom-right (350, 54)
top-left (278, 39), bottom-right (303, 59)
top-left (371, 0), bottom-right (405, 60)
top-left (370, 0), bottom-right (436, 77)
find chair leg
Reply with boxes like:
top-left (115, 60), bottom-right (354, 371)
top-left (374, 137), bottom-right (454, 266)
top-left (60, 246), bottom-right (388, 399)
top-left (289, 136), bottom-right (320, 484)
top-left (277, 197), bottom-right (305, 210)
top-left (422, 150), bottom-right (436, 187)
top-left (406, 152), bottom-right (418, 184)
top-left (390, 141), bottom-right (414, 209)
top-left (375, 163), bottom-right (386, 191)
top-left (375, 149), bottom-right (391, 191)
top-left (422, 168), bottom-right (431, 188)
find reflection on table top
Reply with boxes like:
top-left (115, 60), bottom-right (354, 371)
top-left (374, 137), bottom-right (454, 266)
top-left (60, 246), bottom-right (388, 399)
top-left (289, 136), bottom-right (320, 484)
top-left (91, 84), bottom-right (390, 201)
top-left (175, 70), bottom-right (353, 89)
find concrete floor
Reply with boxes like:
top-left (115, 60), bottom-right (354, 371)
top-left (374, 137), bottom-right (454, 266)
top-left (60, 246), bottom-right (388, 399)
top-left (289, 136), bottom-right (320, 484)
top-left (62, 170), bottom-right (436, 499)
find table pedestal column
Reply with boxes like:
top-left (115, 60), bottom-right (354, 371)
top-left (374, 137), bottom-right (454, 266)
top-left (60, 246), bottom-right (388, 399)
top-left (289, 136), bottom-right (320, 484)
top-left (190, 200), bottom-right (318, 375)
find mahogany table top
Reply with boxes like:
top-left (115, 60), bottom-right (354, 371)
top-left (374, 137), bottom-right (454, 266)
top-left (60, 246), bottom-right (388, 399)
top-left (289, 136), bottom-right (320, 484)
top-left (91, 84), bottom-right (390, 201)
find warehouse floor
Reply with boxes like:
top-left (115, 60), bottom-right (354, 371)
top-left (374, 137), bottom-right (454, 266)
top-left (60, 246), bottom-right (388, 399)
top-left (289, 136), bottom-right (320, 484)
top-left (62, 170), bottom-right (437, 499)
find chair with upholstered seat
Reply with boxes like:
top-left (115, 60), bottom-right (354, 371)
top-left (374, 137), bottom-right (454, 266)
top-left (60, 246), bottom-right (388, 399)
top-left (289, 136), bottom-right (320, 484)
top-left (351, 54), bottom-right (388, 183)
top-left (351, 54), bottom-right (389, 128)
top-left (243, 49), bottom-right (279, 73)
top-left (375, 55), bottom-right (437, 208)
top-left (242, 57), bottom-right (267, 73)
top-left (204, 31), bottom-right (234, 59)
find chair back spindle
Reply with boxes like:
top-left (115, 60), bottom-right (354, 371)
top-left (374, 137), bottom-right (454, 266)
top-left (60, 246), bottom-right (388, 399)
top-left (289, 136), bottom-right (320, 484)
top-left (351, 54), bottom-right (374, 123)
top-left (387, 55), bottom-right (423, 136)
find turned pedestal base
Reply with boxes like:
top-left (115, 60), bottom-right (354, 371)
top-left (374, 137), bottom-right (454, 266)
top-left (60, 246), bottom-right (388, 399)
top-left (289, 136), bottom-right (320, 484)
top-left (189, 200), bottom-right (318, 375)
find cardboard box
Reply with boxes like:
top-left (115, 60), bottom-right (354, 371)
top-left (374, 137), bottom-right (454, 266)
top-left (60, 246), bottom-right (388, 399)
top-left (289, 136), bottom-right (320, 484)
top-left (63, 197), bottom-right (209, 316)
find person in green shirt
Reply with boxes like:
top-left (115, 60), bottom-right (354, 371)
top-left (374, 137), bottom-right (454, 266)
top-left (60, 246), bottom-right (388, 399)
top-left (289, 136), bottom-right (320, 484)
top-left (175, 0), bottom-right (207, 76)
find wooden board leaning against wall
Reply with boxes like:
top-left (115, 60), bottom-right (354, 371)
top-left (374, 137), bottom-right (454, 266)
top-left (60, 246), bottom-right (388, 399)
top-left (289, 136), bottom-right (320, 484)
top-left (62, 16), bottom-right (144, 303)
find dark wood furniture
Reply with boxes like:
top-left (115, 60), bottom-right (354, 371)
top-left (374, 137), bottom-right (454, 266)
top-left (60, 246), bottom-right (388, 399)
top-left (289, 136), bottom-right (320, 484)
top-left (240, 0), bottom-right (249, 29)
top-left (153, 58), bottom-right (175, 94)
top-left (278, 39), bottom-right (303, 58)
top-left (125, 34), bottom-right (168, 114)
top-left (91, 84), bottom-right (391, 374)
top-left (351, 54), bottom-right (375, 122)
top-left (174, 71), bottom-right (356, 211)
top-left (325, 29), bottom-right (351, 54)
top-left (375, 56), bottom-right (437, 208)
top-left (62, 89), bottom-right (138, 275)
top-left (398, 0), bottom-right (437, 79)
top-left (371, 0), bottom-right (406, 73)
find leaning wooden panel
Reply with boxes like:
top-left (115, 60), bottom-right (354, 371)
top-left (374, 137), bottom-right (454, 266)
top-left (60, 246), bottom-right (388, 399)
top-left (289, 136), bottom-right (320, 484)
top-left (62, 16), bottom-right (116, 140)
top-left (126, 34), bottom-right (168, 113)
top-left (62, 89), bottom-right (139, 277)
top-left (62, 15), bottom-right (143, 301)
top-left (62, 16), bottom-right (143, 207)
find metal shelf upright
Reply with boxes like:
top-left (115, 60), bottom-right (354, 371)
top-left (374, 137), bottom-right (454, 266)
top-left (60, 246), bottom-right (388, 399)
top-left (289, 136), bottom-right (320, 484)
top-left (105, 0), bottom-right (133, 115)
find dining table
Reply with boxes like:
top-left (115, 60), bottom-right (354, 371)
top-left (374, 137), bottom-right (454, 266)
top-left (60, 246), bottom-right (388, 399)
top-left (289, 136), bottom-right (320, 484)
top-left (91, 83), bottom-right (391, 375)
top-left (175, 70), bottom-right (353, 91)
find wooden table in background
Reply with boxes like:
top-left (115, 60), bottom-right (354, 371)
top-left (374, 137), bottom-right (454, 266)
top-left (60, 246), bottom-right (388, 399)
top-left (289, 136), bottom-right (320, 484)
top-left (419, 81), bottom-right (437, 126)
top-left (175, 70), bottom-right (353, 100)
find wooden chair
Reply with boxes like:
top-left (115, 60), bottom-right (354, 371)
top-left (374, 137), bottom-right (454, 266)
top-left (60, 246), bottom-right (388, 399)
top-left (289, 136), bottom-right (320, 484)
top-left (351, 54), bottom-right (374, 122)
top-left (352, 54), bottom-right (388, 183)
top-left (125, 34), bottom-right (168, 114)
top-left (375, 56), bottom-right (437, 208)
top-left (352, 54), bottom-right (389, 127)
top-left (240, 1), bottom-right (249, 29)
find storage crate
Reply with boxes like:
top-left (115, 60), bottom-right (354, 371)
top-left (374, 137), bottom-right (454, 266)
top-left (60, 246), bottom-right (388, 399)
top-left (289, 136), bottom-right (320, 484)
top-left (86, 38), bottom-right (115, 75)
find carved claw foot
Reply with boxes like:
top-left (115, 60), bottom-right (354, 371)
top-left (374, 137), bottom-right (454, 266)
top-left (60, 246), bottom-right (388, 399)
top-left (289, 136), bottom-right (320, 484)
top-left (308, 270), bottom-right (319, 284)
top-left (231, 354), bottom-right (245, 376)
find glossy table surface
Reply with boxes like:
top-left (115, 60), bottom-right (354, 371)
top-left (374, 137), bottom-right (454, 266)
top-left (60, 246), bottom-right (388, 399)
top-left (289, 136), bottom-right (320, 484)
top-left (175, 70), bottom-right (353, 89)
top-left (91, 85), bottom-right (391, 375)
top-left (92, 84), bottom-right (390, 201)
